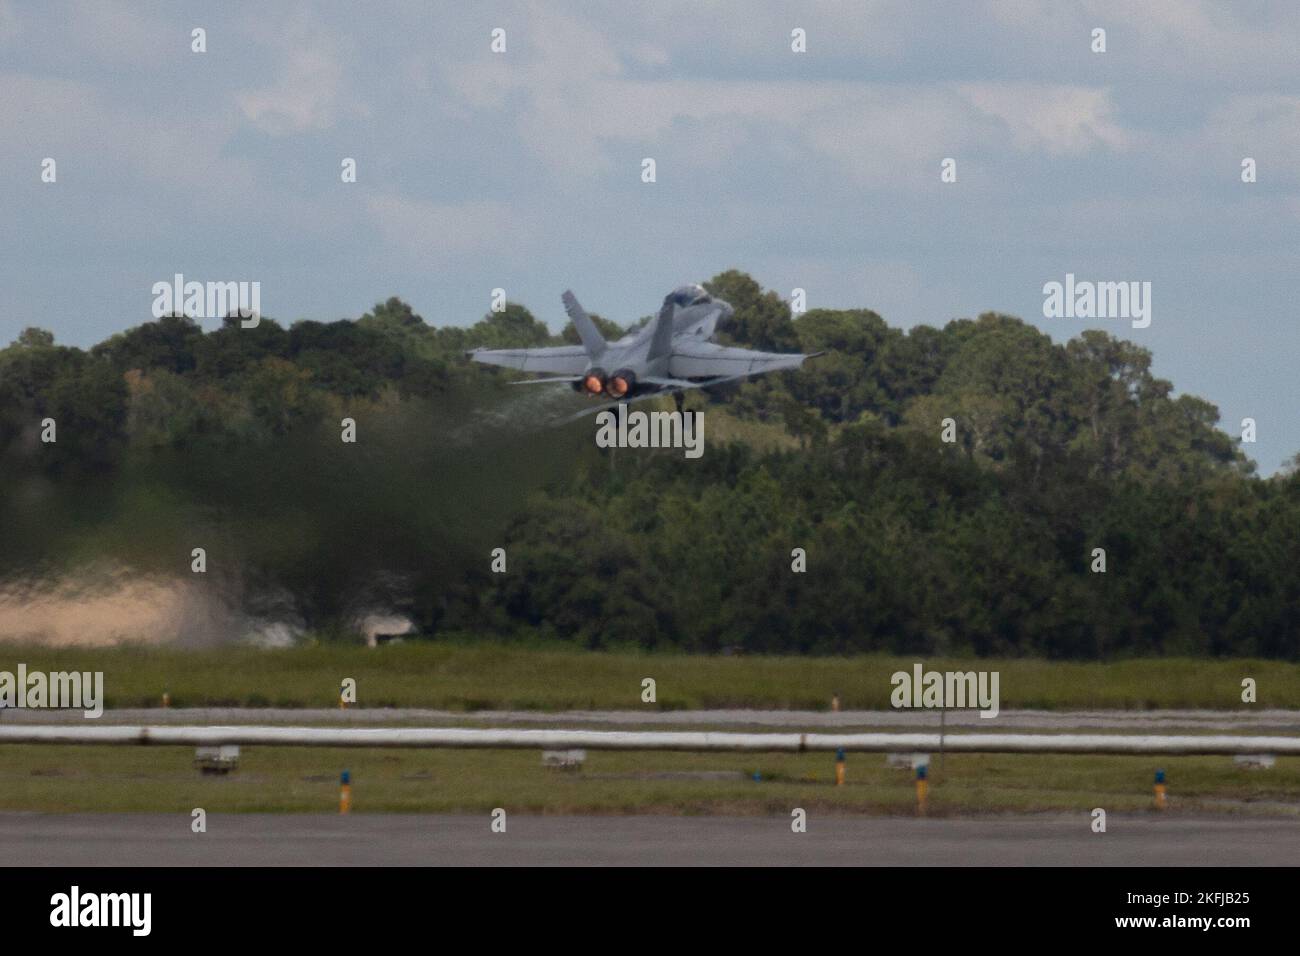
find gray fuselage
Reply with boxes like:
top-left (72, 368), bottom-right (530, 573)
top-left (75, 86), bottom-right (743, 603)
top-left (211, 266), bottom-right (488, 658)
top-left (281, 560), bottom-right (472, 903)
top-left (589, 296), bottom-right (734, 389)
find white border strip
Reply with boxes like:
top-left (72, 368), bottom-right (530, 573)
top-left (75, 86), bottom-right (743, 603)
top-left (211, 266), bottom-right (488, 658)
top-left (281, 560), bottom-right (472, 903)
top-left (1, 725), bottom-right (1297, 754)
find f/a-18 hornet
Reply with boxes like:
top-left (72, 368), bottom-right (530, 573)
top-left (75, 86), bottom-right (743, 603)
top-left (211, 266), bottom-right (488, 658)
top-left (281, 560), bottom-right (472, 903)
top-left (468, 284), bottom-right (818, 418)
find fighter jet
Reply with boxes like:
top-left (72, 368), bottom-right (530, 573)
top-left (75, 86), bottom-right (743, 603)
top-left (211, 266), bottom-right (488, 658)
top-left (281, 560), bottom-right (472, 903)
top-left (467, 284), bottom-right (817, 418)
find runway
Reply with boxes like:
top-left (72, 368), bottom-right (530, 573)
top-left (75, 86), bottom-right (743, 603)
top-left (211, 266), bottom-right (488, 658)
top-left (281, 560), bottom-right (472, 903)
top-left (2, 813), bottom-right (1296, 866)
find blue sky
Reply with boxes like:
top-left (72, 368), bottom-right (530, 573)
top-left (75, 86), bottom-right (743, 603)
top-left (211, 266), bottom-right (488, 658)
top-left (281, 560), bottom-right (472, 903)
top-left (2, 1), bottom-right (1296, 471)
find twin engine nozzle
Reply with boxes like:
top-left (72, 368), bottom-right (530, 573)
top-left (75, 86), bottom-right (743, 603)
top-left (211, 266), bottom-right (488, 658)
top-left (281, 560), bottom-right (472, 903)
top-left (578, 368), bottom-right (637, 398)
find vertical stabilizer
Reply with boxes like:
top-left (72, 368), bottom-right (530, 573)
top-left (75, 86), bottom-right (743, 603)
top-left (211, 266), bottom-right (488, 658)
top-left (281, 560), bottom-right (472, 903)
top-left (648, 295), bottom-right (677, 361)
top-left (561, 290), bottom-right (607, 358)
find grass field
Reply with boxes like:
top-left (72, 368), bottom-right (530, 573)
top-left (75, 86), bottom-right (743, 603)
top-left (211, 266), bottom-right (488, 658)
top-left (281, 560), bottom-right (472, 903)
top-left (0, 642), bottom-right (1294, 710)
top-left (2, 744), bottom-right (1296, 816)
top-left (1, 644), bottom-right (1295, 815)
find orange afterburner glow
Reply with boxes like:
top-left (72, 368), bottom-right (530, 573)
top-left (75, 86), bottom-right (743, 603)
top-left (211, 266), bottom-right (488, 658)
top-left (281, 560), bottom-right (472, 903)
top-left (605, 368), bottom-right (636, 398)
top-left (583, 372), bottom-right (606, 395)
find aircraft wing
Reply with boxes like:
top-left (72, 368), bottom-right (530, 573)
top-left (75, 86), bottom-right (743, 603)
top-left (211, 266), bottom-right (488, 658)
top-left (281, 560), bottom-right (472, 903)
top-left (467, 345), bottom-right (590, 375)
top-left (667, 342), bottom-right (811, 380)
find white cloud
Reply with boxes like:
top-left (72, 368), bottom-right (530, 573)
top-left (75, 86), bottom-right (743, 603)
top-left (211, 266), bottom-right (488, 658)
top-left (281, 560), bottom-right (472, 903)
top-left (1204, 94), bottom-right (1300, 165)
top-left (0, 0), bottom-right (20, 42)
top-left (66, 0), bottom-right (168, 65)
top-left (1098, 0), bottom-right (1300, 78)
top-left (628, 0), bottom-right (906, 62)
top-left (449, 68), bottom-right (1128, 183)
top-left (366, 194), bottom-right (527, 262)
top-left (0, 71), bottom-right (251, 195)
top-left (957, 83), bottom-right (1130, 155)
top-left (990, 0), bottom-right (1300, 85)
top-left (236, 18), bottom-right (367, 134)
top-left (442, 6), bottom-right (1130, 183)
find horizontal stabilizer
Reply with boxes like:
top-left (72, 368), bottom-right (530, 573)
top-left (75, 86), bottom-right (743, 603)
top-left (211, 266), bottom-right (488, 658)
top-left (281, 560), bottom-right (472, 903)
top-left (668, 341), bottom-right (813, 379)
top-left (467, 345), bottom-right (590, 375)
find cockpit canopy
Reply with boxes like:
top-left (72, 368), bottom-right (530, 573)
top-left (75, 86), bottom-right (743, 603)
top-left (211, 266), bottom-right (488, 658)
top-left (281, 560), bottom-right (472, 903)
top-left (668, 284), bottom-right (712, 308)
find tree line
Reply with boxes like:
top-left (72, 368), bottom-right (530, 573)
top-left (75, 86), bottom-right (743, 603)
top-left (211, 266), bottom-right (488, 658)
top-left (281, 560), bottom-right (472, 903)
top-left (1, 271), bottom-right (1296, 657)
